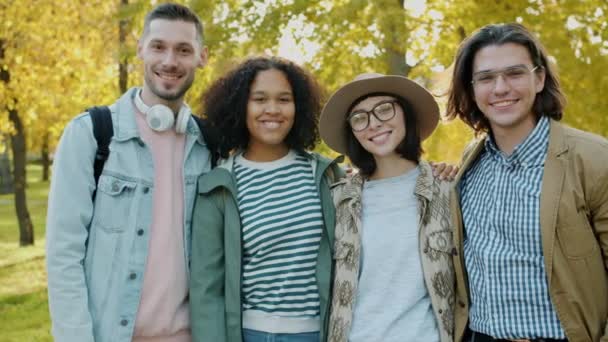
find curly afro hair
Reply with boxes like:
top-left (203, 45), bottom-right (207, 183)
top-left (202, 56), bottom-right (322, 159)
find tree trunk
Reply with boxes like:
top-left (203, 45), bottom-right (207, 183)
top-left (41, 131), bottom-right (50, 181)
top-left (387, 48), bottom-right (411, 76)
top-left (0, 148), bottom-right (13, 194)
top-left (1, 38), bottom-right (34, 246)
top-left (118, 0), bottom-right (129, 94)
top-left (457, 26), bottom-right (467, 42)
top-left (9, 108), bottom-right (34, 246)
top-left (385, 0), bottom-right (410, 76)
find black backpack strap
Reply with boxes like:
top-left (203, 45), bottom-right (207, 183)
top-left (88, 106), bottom-right (113, 189)
top-left (192, 116), bottom-right (220, 168)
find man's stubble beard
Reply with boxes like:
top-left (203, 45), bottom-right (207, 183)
top-left (144, 70), bottom-right (195, 102)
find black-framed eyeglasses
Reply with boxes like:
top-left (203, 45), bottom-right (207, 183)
top-left (347, 100), bottom-right (397, 132)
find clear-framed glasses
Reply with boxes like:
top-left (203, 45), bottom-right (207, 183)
top-left (347, 100), bottom-right (397, 132)
top-left (471, 65), bottom-right (539, 89)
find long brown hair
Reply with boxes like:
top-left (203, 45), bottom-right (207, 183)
top-left (446, 23), bottom-right (566, 134)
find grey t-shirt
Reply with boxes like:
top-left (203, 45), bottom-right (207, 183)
top-left (349, 167), bottom-right (439, 342)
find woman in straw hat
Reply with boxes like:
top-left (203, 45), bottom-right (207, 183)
top-left (319, 73), bottom-right (456, 342)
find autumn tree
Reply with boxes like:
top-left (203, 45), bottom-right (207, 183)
top-left (189, 0), bottom-right (473, 160)
top-left (189, 0), bottom-right (607, 162)
top-left (2, 4), bottom-right (40, 245)
top-left (3, 0), bottom-right (605, 246)
top-left (1, 0), bottom-right (129, 245)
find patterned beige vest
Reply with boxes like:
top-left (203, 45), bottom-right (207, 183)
top-left (327, 161), bottom-right (456, 342)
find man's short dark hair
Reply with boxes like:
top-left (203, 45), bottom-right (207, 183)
top-left (446, 23), bottom-right (566, 134)
top-left (143, 3), bottom-right (204, 45)
top-left (345, 93), bottom-right (422, 177)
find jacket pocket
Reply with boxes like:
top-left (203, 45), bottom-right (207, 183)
top-left (556, 209), bottom-right (598, 258)
top-left (93, 175), bottom-right (138, 233)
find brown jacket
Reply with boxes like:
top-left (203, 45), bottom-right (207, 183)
top-left (452, 120), bottom-right (608, 342)
top-left (328, 161), bottom-right (455, 342)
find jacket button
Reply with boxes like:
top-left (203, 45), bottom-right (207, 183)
top-left (129, 273), bottom-right (137, 280)
top-left (143, 187), bottom-right (149, 194)
top-left (458, 300), bottom-right (466, 308)
top-left (120, 319), bottom-right (128, 326)
top-left (438, 309), bottom-right (443, 314)
top-left (137, 229), bottom-right (144, 236)
top-left (111, 182), bottom-right (120, 192)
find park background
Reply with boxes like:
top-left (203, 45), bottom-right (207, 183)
top-left (1, 0), bottom-right (607, 340)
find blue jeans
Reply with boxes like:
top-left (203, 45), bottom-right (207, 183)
top-left (242, 328), bottom-right (320, 342)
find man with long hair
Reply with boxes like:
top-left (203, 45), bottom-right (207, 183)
top-left (447, 23), bottom-right (608, 342)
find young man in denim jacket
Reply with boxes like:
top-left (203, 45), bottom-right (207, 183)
top-left (46, 4), bottom-right (209, 342)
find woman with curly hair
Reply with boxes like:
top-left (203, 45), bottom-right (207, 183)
top-left (319, 73), bottom-right (456, 342)
top-left (189, 56), bottom-right (344, 342)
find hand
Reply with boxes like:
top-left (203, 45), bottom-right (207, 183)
top-left (430, 161), bottom-right (459, 181)
top-left (343, 164), bottom-right (355, 175)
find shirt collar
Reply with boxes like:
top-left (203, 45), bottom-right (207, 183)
top-left (484, 116), bottom-right (550, 167)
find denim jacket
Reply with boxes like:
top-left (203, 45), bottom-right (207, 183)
top-left (46, 88), bottom-right (211, 342)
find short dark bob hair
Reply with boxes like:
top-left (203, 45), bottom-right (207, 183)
top-left (143, 3), bottom-right (204, 45)
top-left (203, 56), bottom-right (321, 159)
top-left (345, 92), bottom-right (422, 177)
top-left (446, 23), bottom-right (565, 134)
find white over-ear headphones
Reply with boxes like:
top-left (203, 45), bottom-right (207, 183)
top-left (134, 89), bottom-right (191, 134)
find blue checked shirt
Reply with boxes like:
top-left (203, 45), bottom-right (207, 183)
top-left (460, 116), bottom-right (565, 339)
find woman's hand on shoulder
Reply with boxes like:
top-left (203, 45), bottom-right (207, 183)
top-left (429, 161), bottom-right (459, 181)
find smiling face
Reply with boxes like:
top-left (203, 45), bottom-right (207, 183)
top-left (138, 18), bottom-right (207, 106)
top-left (472, 42), bottom-right (545, 137)
top-left (350, 95), bottom-right (406, 160)
top-left (245, 68), bottom-right (296, 159)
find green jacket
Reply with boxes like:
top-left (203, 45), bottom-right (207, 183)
top-left (190, 151), bottom-right (344, 342)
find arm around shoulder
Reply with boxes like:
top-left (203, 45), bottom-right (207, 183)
top-left (190, 187), bottom-right (228, 342)
top-left (46, 115), bottom-right (97, 342)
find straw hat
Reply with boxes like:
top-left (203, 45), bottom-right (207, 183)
top-left (319, 73), bottom-right (439, 154)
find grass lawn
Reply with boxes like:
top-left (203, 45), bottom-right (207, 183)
top-left (0, 164), bottom-right (52, 341)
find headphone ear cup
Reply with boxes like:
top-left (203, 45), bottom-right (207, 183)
top-left (174, 107), bottom-right (191, 134)
top-left (146, 105), bottom-right (175, 132)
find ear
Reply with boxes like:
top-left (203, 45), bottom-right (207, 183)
top-left (534, 66), bottom-right (546, 93)
top-left (198, 46), bottom-right (208, 68)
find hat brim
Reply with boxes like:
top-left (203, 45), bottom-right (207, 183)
top-left (319, 75), bottom-right (439, 154)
